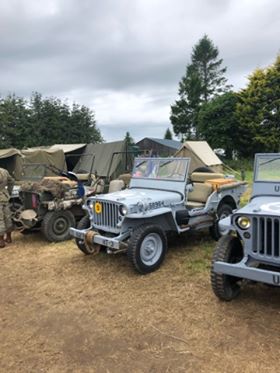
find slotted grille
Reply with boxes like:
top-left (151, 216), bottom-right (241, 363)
top-left (252, 216), bottom-right (280, 261)
top-left (92, 200), bottom-right (120, 232)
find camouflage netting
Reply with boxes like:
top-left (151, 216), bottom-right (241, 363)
top-left (21, 178), bottom-right (71, 198)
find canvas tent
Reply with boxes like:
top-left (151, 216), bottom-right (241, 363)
top-left (175, 141), bottom-right (223, 173)
top-left (0, 148), bottom-right (23, 180)
top-left (74, 141), bottom-right (132, 180)
top-left (0, 147), bottom-right (67, 180)
top-left (49, 144), bottom-right (86, 170)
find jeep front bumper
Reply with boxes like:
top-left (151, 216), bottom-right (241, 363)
top-left (70, 227), bottom-right (128, 252)
top-left (214, 260), bottom-right (280, 286)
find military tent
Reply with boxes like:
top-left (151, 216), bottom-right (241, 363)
top-left (0, 148), bottom-right (23, 180)
top-left (175, 141), bottom-right (223, 173)
top-left (74, 141), bottom-right (132, 180)
top-left (49, 144), bottom-right (87, 170)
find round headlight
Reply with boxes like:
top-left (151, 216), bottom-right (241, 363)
top-left (119, 205), bottom-right (128, 216)
top-left (237, 216), bottom-right (251, 230)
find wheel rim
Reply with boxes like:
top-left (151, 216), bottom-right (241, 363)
top-left (140, 233), bottom-right (163, 266)
top-left (53, 216), bottom-right (69, 235)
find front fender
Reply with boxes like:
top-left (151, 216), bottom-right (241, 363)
top-left (121, 210), bottom-right (178, 233)
top-left (218, 216), bottom-right (234, 235)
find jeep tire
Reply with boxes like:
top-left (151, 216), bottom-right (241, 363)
top-left (41, 210), bottom-right (76, 242)
top-left (75, 215), bottom-right (92, 254)
top-left (210, 203), bottom-right (233, 241)
top-left (211, 235), bottom-right (243, 301)
top-left (127, 224), bottom-right (167, 274)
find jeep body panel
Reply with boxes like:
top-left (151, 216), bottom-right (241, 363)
top-left (214, 259), bottom-right (280, 286)
top-left (214, 153), bottom-right (280, 289)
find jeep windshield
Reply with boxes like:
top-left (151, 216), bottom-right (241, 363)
top-left (132, 158), bottom-right (188, 181)
top-left (21, 164), bottom-right (48, 180)
top-left (255, 155), bottom-right (280, 182)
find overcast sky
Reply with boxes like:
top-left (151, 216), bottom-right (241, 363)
top-left (0, 0), bottom-right (279, 142)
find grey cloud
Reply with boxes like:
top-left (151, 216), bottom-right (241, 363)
top-left (0, 0), bottom-right (279, 140)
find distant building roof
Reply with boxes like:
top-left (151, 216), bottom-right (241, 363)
top-left (138, 137), bottom-right (181, 150)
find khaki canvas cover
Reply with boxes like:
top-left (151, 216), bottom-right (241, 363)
top-left (0, 148), bottom-right (23, 180)
top-left (74, 141), bottom-right (132, 179)
top-left (0, 147), bottom-right (67, 180)
top-left (50, 144), bottom-right (87, 170)
top-left (20, 148), bottom-right (67, 179)
top-left (175, 141), bottom-right (223, 173)
top-left (49, 144), bottom-right (86, 154)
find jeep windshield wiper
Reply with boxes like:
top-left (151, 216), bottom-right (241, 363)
top-left (260, 157), bottom-right (280, 166)
top-left (160, 160), bottom-right (172, 167)
top-left (135, 161), bottom-right (146, 168)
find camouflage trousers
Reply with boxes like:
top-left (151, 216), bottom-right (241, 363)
top-left (0, 203), bottom-right (13, 235)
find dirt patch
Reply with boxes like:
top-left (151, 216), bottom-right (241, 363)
top-left (0, 232), bottom-right (280, 372)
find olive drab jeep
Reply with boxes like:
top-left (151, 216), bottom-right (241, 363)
top-left (70, 157), bottom-right (247, 274)
top-left (12, 173), bottom-right (87, 242)
top-left (211, 153), bottom-right (280, 301)
top-left (10, 152), bottom-right (132, 242)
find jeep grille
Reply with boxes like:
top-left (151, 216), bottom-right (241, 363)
top-left (252, 216), bottom-right (280, 262)
top-left (92, 200), bottom-right (120, 233)
top-left (22, 192), bottom-right (39, 210)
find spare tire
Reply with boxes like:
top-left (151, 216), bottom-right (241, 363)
top-left (193, 167), bottom-right (214, 173)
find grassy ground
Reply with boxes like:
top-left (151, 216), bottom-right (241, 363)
top-left (1, 227), bottom-right (280, 373)
top-left (2, 169), bottom-right (278, 372)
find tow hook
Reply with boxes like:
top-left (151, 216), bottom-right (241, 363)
top-left (84, 230), bottom-right (101, 255)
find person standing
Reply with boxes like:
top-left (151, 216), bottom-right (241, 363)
top-left (0, 168), bottom-right (14, 248)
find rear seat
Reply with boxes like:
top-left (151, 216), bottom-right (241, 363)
top-left (186, 172), bottom-right (224, 209)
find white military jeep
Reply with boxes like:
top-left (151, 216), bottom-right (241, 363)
top-left (211, 153), bottom-right (280, 301)
top-left (70, 157), bottom-right (246, 274)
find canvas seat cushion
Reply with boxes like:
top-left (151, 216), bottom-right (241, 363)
top-left (186, 182), bottom-right (213, 208)
top-left (190, 172), bottom-right (224, 183)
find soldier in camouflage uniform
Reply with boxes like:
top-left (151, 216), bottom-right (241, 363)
top-left (0, 168), bottom-right (14, 248)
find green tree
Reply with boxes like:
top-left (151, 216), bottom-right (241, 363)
top-left (29, 93), bottom-right (70, 146)
top-left (236, 55), bottom-right (280, 157)
top-left (197, 92), bottom-right (240, 159)
top-left (170, 35), bottom-right (230, 140)
top-left (124, 131), bottom-right (134, 147)
top-left (69, 103), bottom-right (103, 144)
top-left (0, 92), bottom-right (103, 148)
top-left (164, 128), bottom-right (173, 140)
top-left (191, 35), bottom-right (230, 103)
top-left (0, 95), bottom-right (31, 149)
top-left (170, 64), bottom-right (202, 140)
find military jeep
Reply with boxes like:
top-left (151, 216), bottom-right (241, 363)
top-left (70, 157), bottom-right (246, 274)
top-left (10, 160), bottom-right (105, 242)
top-left (12, 173), bottom-right (86, 242)
top-left (211, 153), bottom-right (280, 301)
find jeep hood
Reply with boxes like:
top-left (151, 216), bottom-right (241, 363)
top-left (96, 188), bottom-right (183, 205)
top-left (236, 196), bottom-right (280, 216)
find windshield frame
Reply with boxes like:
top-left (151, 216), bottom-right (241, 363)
top-left (254, 154), bottom-right (280, 183)
top-left (132, 157), bottom-right (189, 182)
